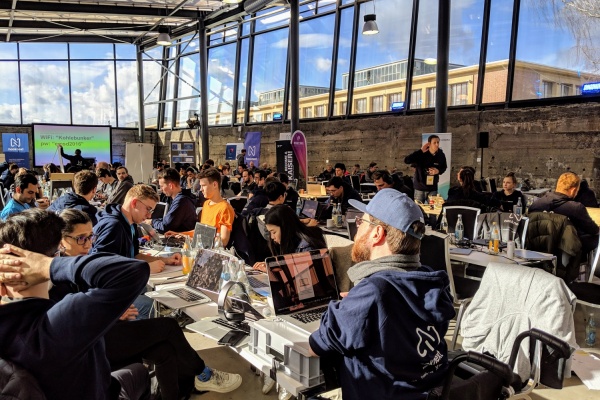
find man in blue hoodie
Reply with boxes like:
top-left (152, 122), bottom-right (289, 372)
top-left (151, 168), bottom-right (197, 234)
top-left (0, 209), bottom-right (151, 400)
top-left (309, 189), bottom-right (455, 400)
top-left (48, 169), bottom-right (99, 225)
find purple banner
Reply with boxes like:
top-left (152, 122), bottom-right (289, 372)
top-left (291, 130), bottom-right (308, 179)
top-left (244, 131), bottom-right (262, 166)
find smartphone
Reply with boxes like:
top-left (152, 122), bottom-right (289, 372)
top-left (217, 330), bottom-right (247, 347)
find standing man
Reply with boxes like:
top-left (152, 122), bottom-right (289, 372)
top-left (404, 134), bottom-right (447, 203)
top-left (0, 173), bottom-right (38, 220)
top-left (58, 144), bottom-right (88, 171)
top-left (309, 189), bottom-right (454, 400)
top-left (237, 149), bottom-right (246, 168)
top-left (151, 168), bottom-right (197, 234)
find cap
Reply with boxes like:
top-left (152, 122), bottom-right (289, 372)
top-left (349, 188), bottom-right (424, 239)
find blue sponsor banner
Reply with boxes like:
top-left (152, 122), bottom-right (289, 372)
top-left (2, 133), bottom-right (29, 168)
top-left (244, 132), bottom-right (262, 166)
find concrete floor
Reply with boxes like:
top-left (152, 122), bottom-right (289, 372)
top-left (184, 302), bottom-right (599, 400)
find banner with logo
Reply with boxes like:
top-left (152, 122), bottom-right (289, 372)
top-left (225, 143), bottom-right (244, 161)
top-left (291, 130), bottom-right (308, 180)
top-left (244, 131), bottom-right (262, 166)
top-left (421, 133), bottom-right (452, 198)
top-left (276, 140), bottom-right (298, 179)
top-left (2, 133), bottom-right (29, 168)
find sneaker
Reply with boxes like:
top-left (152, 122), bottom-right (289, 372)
top-left (262, 375), bottom-right (276, 394)
top-left (194, 368), bottom-right (242, 393)
top-left (278, 387), bottom-right (294, 400)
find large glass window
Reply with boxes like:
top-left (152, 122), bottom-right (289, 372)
top-left (176, 54), bottom-right (201, 127)
top-left (70, 61), bottom-right (116, 125)
top-left (70, 43), bottom-right (114, 59)
top-left (352, 0), bottom-right (412, 114)
top-left (482, 0), bottom-right (513, 103)
top-left (236, 38), bottom-right (250, 122)
top-left (20, 43), bottom-right (68, 60)
top-left (449, 82), bottom-right (469, 105)
top-left (426, 87), bottom-right (436, 108)
top-left (116, 61), bottom-right (139, 128)
top-left (333, 6), bottom-right (354, 115)
top-left (208, 43), bottom-right (236, 125)
top-left (513, 0), bottom-right (600, 101)
top-left (143, 60), bottom-right (163, 129)
top-left (249, 28), bottom-right (288, 122)
top-left (21, 61), bottom-right (70, 124)
top-left (0, 62), bottom-right (21, 124)
top-left (0, 43), bottom-right (18, 59)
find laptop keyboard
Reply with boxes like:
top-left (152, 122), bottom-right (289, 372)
top-left (290, 306), bottom-right (328, 323)
top-left (248, 276), bottom-right (267, 288)
top-left (213, 318), bottom-right (251, 334)
top-left (168, 288), bottom-right (205, 302)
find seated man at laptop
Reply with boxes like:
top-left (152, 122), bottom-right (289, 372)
top-left (309, 189), bottom-right (455, 400)
top-left (49, 170), bottom-right (99, 225)
top-left (325, 176), bottom-right (363, 214)
top-left (151, 168), bottom-right (197, 234)
top-left (0, 209), bottom-right (151, 400)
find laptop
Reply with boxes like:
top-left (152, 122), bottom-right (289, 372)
top-left (192, 222), bottom-right (217, 249)
top-left (151, 202), bottom-right (169, 220)
top-left (513, 249), bottom-right (552, 261)
top-left (300, 200), bottom-right (318, 219)
top-left (145, 248), bottom-right (233, 309)
top-left (246, 270), bottom-right (270, 296)
top-left (265, 249), bottom-right (339, 334)
top-left (472, 238), bottom-right (507, 249)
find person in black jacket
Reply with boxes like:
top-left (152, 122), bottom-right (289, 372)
top-left (447, 167), bottom-right (498, 208)
top-left (574, 179), bottom-right (599, 208)
top-left (59, 144), bottom-right (88, 171)
top-left (372, 169), bottom-right (412, 197)
top-left (48, 170), bottom-right (99, 225)
top-left (491, 172), bottom-right (527, 212)
top-left (529, 172), bottom-right (599, 253)
top-left (404, 134), bottom-right (447, 203)
top-left (326, 176), bottom-right (363, 213)
top-left (0, 209), bottom-right (151, 400)
top-left (0, 163), bottom-right (18, 190)
top-left (151, 168), bottom-right (196, 234)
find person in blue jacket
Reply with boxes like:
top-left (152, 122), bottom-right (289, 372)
top-left (151, 168), bottom-right (197, 234)
top-left (0, 209), bottom-right (151, 400)
top-left (309, 189), bottom-right (455, 400)
top-left (48, 170), bottom-right (99, 225)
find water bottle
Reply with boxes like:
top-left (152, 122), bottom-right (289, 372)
top-left (440, 210), bottom-right (448, 234)
top-left (335, 203), bottom-right (343, 228)
top-left (296, 198), bottom-right (303, 216)
top-left (514, 197), bottom-right (522, 217)
top-left (586, 313), bottom-right (597, 347)
top-left (213, 233), bottom-right (224, 251)
top-left (489, 222), bottom-right (500, 254)
top-left (236, 259), bottom-right (252, 296)
top-left (331, 203), bottom-right (339, 228)
top-left (454, 214), bottom-right (464, 243)
top-left (220, 259), bottom-right (232, 289)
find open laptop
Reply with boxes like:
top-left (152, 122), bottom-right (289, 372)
top-left (265, 249), bottom-right (339, 334)
top-left (151, 202), bottom-right (169, 220)
top-left (145, 248), bottom-right (232, 309)
top-left (300, 200), bottom-right (318, 219)
top-left (192, 222), bottom-right (217, 249)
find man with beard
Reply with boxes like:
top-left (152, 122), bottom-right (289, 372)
top-left (308, 189), bottom-right (455, 400)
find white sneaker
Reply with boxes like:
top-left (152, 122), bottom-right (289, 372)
top-left (278, 387), bottom-right (294, 400)
top-left (194, 368), bottom-right (242, 393)
top-left (262, 375), bottom-right (276, 394)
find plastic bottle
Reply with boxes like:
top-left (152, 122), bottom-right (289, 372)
top-left (440, 210), bottom-right (448, 234)
top-left (489, 222), bottom-right (500, 254)
top-left (236, 259), bottom-right (252, 296)
top-left (454, 214), bottom-right (464, 243)
top-left (586, 313), bottom-right (597, 347)
top-left (331, 203), bottom-right (339, 228)
top-left (220, 259), bottom-right (232, 289)
top-left (335, 203), bottom-right (343, 228)
top-left (296, 198), bottom-right (303, 216)
top-left (514, 197), bottom-right (523, 217)
top-left (213, 233), bottom-right (224, 251)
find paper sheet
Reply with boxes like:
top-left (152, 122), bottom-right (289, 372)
top-left (571, 350), bottom-right (600, 390)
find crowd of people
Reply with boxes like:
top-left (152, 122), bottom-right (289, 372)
top-left (0, 141), bottom-right (597, 400)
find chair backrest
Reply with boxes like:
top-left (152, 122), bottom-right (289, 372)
top-left (350, 175), bottom-right (360, 191)
top-left (0, 358), bottom-right (47, 400)
top-left (228, 196), bottom-right (248, 214)
top-left (587, 236), bottom-right (600, 283)
top-left (346, 219), bottom-right (358, 241)
top-left (444, 206), bottom-right (481, 240)
top-left (420, 230), bottom-right (456, 299)
top-left (228, 181), bottom-right (241, 194)
top-left (475, 212), bottom-right (529, 248)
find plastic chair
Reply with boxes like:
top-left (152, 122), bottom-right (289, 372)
top-left (420, 230), bottom-right (481, 350)
top-left (444, 206), bottom-right (481, 240)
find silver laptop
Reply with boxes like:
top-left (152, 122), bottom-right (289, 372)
top-left (246, 271), bottom-right (270, 296)
top-left (151, 202), bottom-right (169, 220)
top-left (192, 222), bottom-right (217, 249)
top-left (266, 249), bottom-right (339, 334)
top-left (146, 248), bottom-right (233, 309)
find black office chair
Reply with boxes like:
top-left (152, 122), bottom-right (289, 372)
top-left (229, 181), bottom-right (241, 195)
top-left (443, 206), bottom-right (481, 240)
top-left (420, 230), bottom-right (481, 350)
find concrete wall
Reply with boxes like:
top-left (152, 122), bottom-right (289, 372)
top-left (185, 102), bottom-right (600, 193)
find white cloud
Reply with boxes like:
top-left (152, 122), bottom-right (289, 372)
top-left (315, 57), bottom-right (332, 72)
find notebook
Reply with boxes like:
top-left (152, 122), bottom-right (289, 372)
top-left (265, 249), bottom-right (339, 334)
top-left (192, 222), bottom-right (217, 249)
top-left (146, 248), bottom-right (232, 309)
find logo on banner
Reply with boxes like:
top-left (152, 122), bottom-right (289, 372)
top-left (10, 138), bottom-right (20, 148)
top-left (248, 146), bottom-right (256, 157)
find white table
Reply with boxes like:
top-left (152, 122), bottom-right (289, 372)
top-left (522, 188), bottom-right (551, 197)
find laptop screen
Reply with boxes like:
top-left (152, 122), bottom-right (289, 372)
top-left (151, 202), bottom-right (168, 219)
top-left (301, 200), bottom-right (318, 219)
top-left (186, 248), bottom-right (233, 293)
top-left (192, 222), bottom-right (217, 249)
top-left (266, 249), bottom-right (338, 315)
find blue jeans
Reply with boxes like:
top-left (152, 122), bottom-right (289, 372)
top-left (134, 295), bottom-right (155, 320)
top-left (414, 189), bottom-right (437, 204)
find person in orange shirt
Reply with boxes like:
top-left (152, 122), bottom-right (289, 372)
top-left (166, 167), bottom-right (235, 247)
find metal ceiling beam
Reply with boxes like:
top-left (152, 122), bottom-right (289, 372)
top-left (0, 1), bottom-right (200, 19)
top-left (0, 34), bottom-right (136, 43)
top-left (0, 20), bottom-right (154, 31)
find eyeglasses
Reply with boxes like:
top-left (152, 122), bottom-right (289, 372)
top-left (137, 199), bottom-right (155, 214)
top-left (355, 216), bottom-right (379, 228)
top-left (65, 234), bottom-right (97, 245)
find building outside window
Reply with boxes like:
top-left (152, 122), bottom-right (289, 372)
top-left (315, 104), bottom-right (326, 117)
top-left (449, 82), bottom-right (469, 105)
top-left (542, 81), bottom-right (554, 98)
top-left (340, 101), bottom-right (347, 115)
top-left (303, 106), bottom-right (313, 118)
top-left (371, 95), bottom-right (383, 112)
top-left (355, 98), bottom-right (367, 113)
top-left (410, 89), bottom-right (422, 109)
top-left (426, 87), bottom-right (436, 108)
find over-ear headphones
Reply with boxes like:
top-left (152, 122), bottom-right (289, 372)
top-left (218, 281), bottom-right (251, 322)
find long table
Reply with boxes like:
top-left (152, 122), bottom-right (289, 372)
top-left (587, 207), bottom-right (600, 227)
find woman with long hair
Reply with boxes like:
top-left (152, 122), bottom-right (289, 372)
top-left (252, 204), bottom-right (326, 269)
top-left (447, 166), bottom-right (490, 205)
top-left (491, 172), bottom-right (527, 211)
